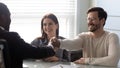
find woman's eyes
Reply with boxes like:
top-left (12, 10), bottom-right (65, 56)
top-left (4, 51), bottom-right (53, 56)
top-left (43, 23), bottom-right (53, 26)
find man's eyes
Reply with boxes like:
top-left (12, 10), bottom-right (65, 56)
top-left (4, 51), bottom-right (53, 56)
top-left (87, 18), bottom-right (96, 21)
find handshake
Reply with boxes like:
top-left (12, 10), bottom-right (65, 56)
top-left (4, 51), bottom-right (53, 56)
top-left (47, 37), bottom-right (60, 50)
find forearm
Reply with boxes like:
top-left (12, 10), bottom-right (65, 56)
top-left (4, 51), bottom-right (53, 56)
top-left (60, 38), bottom-right (83, 50)
top-left (85, 55), bottom-right (119, 66)
top-left (21, 46), bottom-right (55, 59)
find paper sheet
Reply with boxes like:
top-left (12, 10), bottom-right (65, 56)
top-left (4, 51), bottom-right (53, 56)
top-left (50, 64), bottom-right (79, 68)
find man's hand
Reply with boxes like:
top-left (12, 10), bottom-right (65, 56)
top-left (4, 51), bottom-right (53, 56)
top-left (50, 37), bottom-right (60, 48)
top-left (74, 58), bottom-right (85, 64)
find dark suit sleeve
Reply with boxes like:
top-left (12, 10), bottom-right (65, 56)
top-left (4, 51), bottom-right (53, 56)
top-left (3, 31), bottom-right (55, 59)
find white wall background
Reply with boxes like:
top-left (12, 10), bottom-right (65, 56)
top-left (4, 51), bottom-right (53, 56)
top-left (1, 0), bottom-right (76, 43)
top-left (75, 0), bottom-right (90, 36)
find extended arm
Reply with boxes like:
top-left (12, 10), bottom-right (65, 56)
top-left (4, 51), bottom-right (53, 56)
top-left (6, 32), bottom-right (55, 59)
top-left (60, 35), bottom-right (84, 50)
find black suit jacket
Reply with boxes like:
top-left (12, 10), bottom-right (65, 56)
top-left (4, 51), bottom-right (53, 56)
top-left (0, 29), bottom-right (55, 68)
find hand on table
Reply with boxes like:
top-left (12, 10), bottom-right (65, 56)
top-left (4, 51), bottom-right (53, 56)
top-left (44, 56), bottom-right (59, 62)
top-left (74, 58), bottom-right (85, 64)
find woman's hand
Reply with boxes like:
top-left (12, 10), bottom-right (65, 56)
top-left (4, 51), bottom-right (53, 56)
top-left (44, 56), bottom-right (59, 62)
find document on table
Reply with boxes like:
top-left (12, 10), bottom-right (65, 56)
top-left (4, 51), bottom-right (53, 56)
top-left (50, 64), bottom-right (79, 68)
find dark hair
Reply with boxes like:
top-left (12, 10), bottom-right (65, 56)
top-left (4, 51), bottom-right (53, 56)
top-left (41, 13), bottom-right (59, 39)
top-left (87, 7), bottom-right (107, 26)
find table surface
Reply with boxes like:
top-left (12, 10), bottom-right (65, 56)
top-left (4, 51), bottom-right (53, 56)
top-left (23, 60), bottom-right (120, 68)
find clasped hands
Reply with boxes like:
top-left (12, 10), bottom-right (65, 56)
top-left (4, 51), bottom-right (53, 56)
top-left (44, 37), bottom-right (60, 62)
top-left (46, 37), bottom-right (85, 64)
top-left (49, 37), bottom-right (60, 51)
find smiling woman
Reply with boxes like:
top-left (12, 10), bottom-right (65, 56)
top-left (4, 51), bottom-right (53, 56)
top-left (1, 0), bottom-right (76, 43)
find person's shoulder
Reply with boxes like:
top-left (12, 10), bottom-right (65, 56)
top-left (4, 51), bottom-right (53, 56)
top-left (33, 36), bottom-right (43, 41)
top-left (78, 32), bottom-right (90, 36)
top-left (58, 36), bottom-right (66, 39)
top-left (0, 30), bottom-right (19, 35)
top-left (4, 31), bottom-right (22, 40)
top-left (4, 31), bottom-right (20, 37)
top-left (9, 31), bottom-right (19, 35)
top-left (105, 31), bottom-right (119, 38)
top-left (31, 36), bottom-right (43, 44)
top-left (105, 31), bottom-right (118, 36)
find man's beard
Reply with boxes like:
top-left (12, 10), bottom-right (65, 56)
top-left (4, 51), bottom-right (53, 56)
top-left (88, 23), bottom-right (100, 32)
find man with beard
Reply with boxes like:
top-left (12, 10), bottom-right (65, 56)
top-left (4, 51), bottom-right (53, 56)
top-left (50, 7), bottom-right (120, 66)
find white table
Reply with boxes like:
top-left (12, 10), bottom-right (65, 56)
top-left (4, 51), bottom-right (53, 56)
top-left (23, 60), bottom-right (120, 68)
